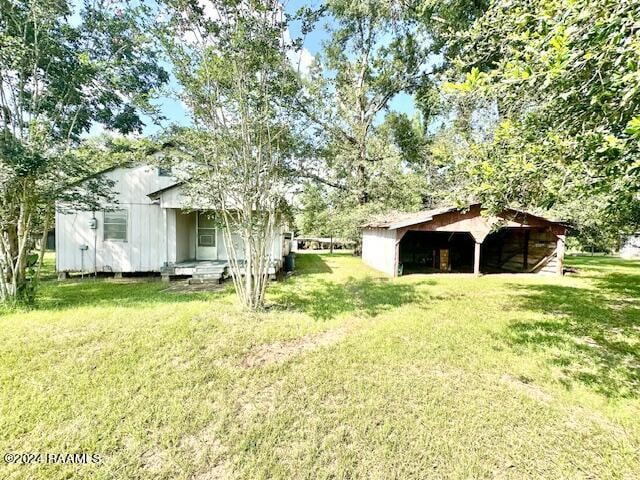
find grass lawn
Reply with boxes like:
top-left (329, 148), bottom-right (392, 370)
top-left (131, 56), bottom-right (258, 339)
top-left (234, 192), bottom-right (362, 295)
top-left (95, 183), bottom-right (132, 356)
top-left (1, 253), bottom-right (639, 479)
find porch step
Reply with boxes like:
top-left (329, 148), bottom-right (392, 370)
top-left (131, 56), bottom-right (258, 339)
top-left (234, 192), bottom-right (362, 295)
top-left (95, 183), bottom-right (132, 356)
top-left (194, 267), bottom-right (227, 274)
top-left (190, 263), bottom-right (228, 283)
top-left (188, 277), bottom-right (221, 284)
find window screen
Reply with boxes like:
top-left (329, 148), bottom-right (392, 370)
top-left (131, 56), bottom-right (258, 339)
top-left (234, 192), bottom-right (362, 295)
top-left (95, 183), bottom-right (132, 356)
top-left (198, 212), bottom-right (216, 247)
top-left (104, 210), bottom-right (128, 242)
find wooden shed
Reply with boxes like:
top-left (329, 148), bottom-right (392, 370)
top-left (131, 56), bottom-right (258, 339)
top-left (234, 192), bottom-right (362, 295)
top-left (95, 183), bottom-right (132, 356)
top-left (362, 204), bottom-right (568, 277)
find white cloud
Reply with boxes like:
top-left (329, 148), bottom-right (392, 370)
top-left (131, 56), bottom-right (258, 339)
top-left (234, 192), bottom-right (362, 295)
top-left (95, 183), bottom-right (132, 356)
top-left (287, 46), bottom-right (314, 76)
top-left (282, 27), bottom-right (314, 76)
top-left (179, 1), bottom-right (315, 75)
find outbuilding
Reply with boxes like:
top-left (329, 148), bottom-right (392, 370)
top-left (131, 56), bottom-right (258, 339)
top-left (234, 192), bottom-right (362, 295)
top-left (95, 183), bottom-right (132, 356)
top-left (362, 204), bottom-right (568, 277)
top-left (620, 233), bottom-right (640, 259)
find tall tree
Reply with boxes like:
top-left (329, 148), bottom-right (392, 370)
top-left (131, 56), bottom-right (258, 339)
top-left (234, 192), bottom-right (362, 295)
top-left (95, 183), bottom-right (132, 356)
top-left (444, 0), bottom-right (640, 215)
top-left (158, 0), bottom-right (302, 309)
top-left (295, 183), bottom-right (331, 238)
top-left (299, 0), bottom-right (433, 201)
top-left (0, 0), bottom-right (167, 303)
top-left (295, 0), bottom-right (491, 241)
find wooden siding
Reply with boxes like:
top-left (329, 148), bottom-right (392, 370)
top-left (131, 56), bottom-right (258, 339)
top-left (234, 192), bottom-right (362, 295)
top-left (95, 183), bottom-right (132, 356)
top-left (482, 229), bottom-right (557, 273)
top-left (56, 165), bottom-right (287, 273)
top-left (362, 205), bottom-right (568, 277)
top-left (56, 165), bottom-right (174, 273)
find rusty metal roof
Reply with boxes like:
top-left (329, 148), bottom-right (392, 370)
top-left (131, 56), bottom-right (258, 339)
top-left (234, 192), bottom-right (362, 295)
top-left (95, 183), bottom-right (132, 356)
top-left (363, 206), bottom-right (461, 230)
top-left (363, 204), bottom-right (568, 230)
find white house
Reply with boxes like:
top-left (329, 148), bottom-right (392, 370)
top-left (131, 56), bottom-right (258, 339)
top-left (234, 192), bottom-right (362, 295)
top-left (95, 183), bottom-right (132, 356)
top-left (55, 164), bottom-right (289, 281)
top-left (620, 233), bottom-right (640, 259)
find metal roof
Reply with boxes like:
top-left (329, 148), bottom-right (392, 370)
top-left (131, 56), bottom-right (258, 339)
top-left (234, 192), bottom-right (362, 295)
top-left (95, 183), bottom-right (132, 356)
top-left (363, 204), bottom-right (568, 230)
top-left (363, 206), bottom-right (462, 230)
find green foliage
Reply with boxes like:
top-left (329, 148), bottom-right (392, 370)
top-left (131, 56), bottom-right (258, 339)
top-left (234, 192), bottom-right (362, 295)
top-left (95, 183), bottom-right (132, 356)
top-left (294, 1), bottom-right (447, 239)
top-left (295, 184), bottom-right (331, 237)
top-left (158, 0), bottom-right (304, 308)
top-left (449, 0), bottom-right (640, 196)
top-left (0, 1), bottom-right (167, 303)
top-left (435, 0), bottom-right (640, 248)
top-left (552, 193), bottom-right (640, 253)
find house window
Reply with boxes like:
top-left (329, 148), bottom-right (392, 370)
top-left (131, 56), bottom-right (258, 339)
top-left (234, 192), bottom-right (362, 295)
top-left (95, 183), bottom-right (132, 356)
top-left (198, 212), bottom-right (216, 247)
top-left (158, 167), bottom-right (172, 176)
top-left (104, 210), bottom-right (128, 242)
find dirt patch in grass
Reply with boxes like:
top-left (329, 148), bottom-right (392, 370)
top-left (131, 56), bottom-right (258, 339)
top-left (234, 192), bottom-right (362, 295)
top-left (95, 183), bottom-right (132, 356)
top-left (241, 328), bottom-right (347, 368)
top-left (181, 427), bottom-right (222, 460)
top-left (238, 380), bottom-right (283, 419)
top-left (181, 423), bottom-right (231, 479)
top-left (193, 462), bottom-right (231, 480)
top-left (141, 447), bottom-right (167, 474)
top-left (501, 374), bottom-right (553, 403)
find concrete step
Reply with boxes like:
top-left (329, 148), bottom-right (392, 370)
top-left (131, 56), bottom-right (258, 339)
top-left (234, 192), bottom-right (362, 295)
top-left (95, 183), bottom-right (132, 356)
top-left (192, 272), bottom-right (224, 278)
top-left (194, 268), bottom-right (226, 274)
top-left (188, 277), bottom-right (221, 285)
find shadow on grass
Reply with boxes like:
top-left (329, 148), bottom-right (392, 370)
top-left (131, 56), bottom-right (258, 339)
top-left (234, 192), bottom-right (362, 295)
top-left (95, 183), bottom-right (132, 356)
top-left (274, 276), bottom-right (424, 321)
top-left (27, 278), bottom-right (224, 312)
top-left (293, 253), bottom-right (334, 275)
top-left (505, 269), bottom-right (640, 398)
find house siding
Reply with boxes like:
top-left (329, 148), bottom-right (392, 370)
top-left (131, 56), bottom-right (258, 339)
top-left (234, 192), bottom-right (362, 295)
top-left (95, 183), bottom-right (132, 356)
top-left (56, 165), bottom-right (287, 273)
top-left (56, 165), bottom-right (175, 273)
top-left (216, 226), bottom-right (285, 270)
top-left (362, 228), bottom-right (397, 276)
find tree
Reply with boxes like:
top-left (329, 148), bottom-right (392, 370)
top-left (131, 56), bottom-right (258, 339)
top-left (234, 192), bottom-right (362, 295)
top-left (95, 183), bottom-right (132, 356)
top-left (299, 0), bottom-right (435, 200)
top-left (290, 1), bottom-right (434, 242)
top-left (295, 183), bottom-right (331, 238)
top-left (0, 0), bottom-right (167, 304)
top-left (293, 1), bottom-right (493, 242)
top-left (158, 0), bottom-right (303, 309)
top-left (443, 0), bottom-right (640, 216)
top-left (553, 193), bottom-right (640, 253)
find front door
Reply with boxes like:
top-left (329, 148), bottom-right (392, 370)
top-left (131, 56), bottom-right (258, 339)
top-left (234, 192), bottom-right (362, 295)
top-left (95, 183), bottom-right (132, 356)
top-left (196, 211), bottom-right (217, 260)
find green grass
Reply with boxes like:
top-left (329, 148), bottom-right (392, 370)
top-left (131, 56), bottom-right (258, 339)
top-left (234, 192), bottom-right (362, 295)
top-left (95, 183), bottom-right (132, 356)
top-left (1, 253), bottom-right (639, 479)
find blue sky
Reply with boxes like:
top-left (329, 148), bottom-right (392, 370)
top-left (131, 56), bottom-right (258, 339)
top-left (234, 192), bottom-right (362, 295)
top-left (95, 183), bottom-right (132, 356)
top-left (90, 0), bottom-right (418, 137)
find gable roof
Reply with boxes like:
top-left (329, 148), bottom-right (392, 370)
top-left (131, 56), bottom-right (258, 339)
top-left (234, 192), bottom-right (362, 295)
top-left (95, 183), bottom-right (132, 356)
top-left (147, 181), bottom-right (184, 198)
top-left (363, 204), bottom-right (568, 230)
top-left (363, 206), bottom-right (463, 230)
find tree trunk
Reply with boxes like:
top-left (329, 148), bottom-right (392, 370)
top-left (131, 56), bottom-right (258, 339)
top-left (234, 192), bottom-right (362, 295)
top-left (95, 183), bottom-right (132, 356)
top-left (35, 215), bottom-right (51, 282)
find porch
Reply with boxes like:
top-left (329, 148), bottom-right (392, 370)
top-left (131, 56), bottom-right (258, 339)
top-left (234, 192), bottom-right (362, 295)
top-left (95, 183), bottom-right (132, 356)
top-left (162, 259), bottom-right (231, 283)
top-left (162, 258), bottom-right (280, 283)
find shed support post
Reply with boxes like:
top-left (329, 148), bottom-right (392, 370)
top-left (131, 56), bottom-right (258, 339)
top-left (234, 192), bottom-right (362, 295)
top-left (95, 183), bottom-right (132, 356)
top-left (393, 239), bottom-right (400, 277)
top-left (556, 234), bottom-right (566, 276)
top-left (474, 241), bottom-right (481, 276)
top-left (523, 230), bottom-right (530, 271)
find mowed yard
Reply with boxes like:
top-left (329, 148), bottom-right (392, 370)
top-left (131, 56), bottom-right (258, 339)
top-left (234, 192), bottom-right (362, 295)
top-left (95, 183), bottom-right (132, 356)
top-left (1, 253), bottom-right (639, 479)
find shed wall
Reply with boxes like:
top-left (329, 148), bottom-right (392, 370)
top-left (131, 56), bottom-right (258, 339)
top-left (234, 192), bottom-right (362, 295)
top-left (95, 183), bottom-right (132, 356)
top-left (362, 228), bottom-right (397, 276)
top-left (621, 235), bottom-right (640, 259)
